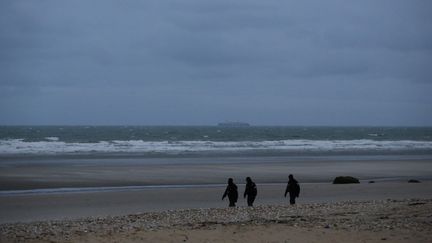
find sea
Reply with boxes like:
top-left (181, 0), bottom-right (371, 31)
top-left (1, 126), bottom-right (432, 157)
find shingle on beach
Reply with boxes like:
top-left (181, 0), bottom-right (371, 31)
top-left (1, 199), bottom-right (431, 242)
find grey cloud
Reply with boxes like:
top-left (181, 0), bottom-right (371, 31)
top-left (1, 0), bottom-right (431, 125)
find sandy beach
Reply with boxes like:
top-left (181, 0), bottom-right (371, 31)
top-left (1, 155), bottom-right (431, 242)
top-left (1, 155), bottom-right (432, 222)
top-left (1, 182), bottom-right (432, 224)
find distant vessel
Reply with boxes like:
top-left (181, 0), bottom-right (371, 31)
top-left (217, 122), bottom-right (251, 127)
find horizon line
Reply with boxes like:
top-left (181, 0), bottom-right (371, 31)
top-left (1, 124), bottom-right (432, 127)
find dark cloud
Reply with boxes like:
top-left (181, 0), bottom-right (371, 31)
top-left (1, 0), bottom-right (431, 125)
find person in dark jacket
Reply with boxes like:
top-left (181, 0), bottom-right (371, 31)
top-left (222, 178), bottom-right (238, 207)
top-left (284, 174), bottom-right (300, 205)
top-left (244, 177), bottom-right (257, 206)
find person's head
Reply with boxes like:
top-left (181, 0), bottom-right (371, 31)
top-left (228, 178), bottom-right (234, 184)
top-left (246, 177), bottom-right (252, 183)
top-left (289, 174), bottom-right (294, 180)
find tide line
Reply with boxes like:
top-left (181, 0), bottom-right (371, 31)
top-left (0, 184), bottom-right (228, 196)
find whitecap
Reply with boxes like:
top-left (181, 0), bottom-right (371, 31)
top-left (45, 137), bottom-right (59, 141)
top-left (0, 139), bottom-right (431, 155)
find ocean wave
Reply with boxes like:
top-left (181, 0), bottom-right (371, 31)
top-left (0, 139), bottom-right (432, 155)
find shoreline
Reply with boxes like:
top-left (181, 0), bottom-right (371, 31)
top-left (1, 198), bottom-right (431, 242)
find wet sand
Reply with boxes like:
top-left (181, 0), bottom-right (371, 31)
top-left (1, 155), bottom-right (432, 224)
top-left (1, 182), bottom-right (432, 223)
top-left (1, 155), bottom-right (432, 190)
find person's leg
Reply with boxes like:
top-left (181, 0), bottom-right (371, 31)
top-left (248, 196), bottom-right (255, 206)
top-left (247, 197), bottom-right (252, 206)
top-left (229, 200), bottom-right (236, 207)
top-left (289, 195), bottom-right (295, 205)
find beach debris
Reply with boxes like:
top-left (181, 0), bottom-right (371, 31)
top-left (332, 176), bottom-right (360, 184)
top-left (408, 202), bottom-right (426, 206)
top-left (368, 181), bottom-right (375, 183)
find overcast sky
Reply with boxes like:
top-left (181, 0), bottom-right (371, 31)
top-left (1, 0), bottom-right (431, 126)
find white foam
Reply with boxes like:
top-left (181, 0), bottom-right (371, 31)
top-left (0, 139), bottom-right (431, 155)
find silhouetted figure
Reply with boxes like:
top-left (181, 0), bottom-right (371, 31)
top-left (222, 178), bottom-right (238, 207)
top-left (284, 174), bottom-right (300, 205)
top-left (244, 177), bottom-right (257, 206)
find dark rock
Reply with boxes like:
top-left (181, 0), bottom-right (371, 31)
top-left (408, 179), bottom-right (420, 183)
top-left (369, 181), bottom-right (375, 183)
top-left (333, 176), bottom-right (360, 184)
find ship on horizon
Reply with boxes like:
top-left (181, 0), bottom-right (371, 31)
top-left (217, 121), bottom-right (251, 127)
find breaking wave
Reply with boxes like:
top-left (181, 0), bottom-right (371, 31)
top-left (1, 139), bottom-right (432, 155)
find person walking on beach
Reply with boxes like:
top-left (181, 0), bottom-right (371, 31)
top-left (244, 177), bottom-right (257, 206)
top-left (284, 174), bottom-right (300, 205)
top-left (222, 178), bottom-right (238, 207)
